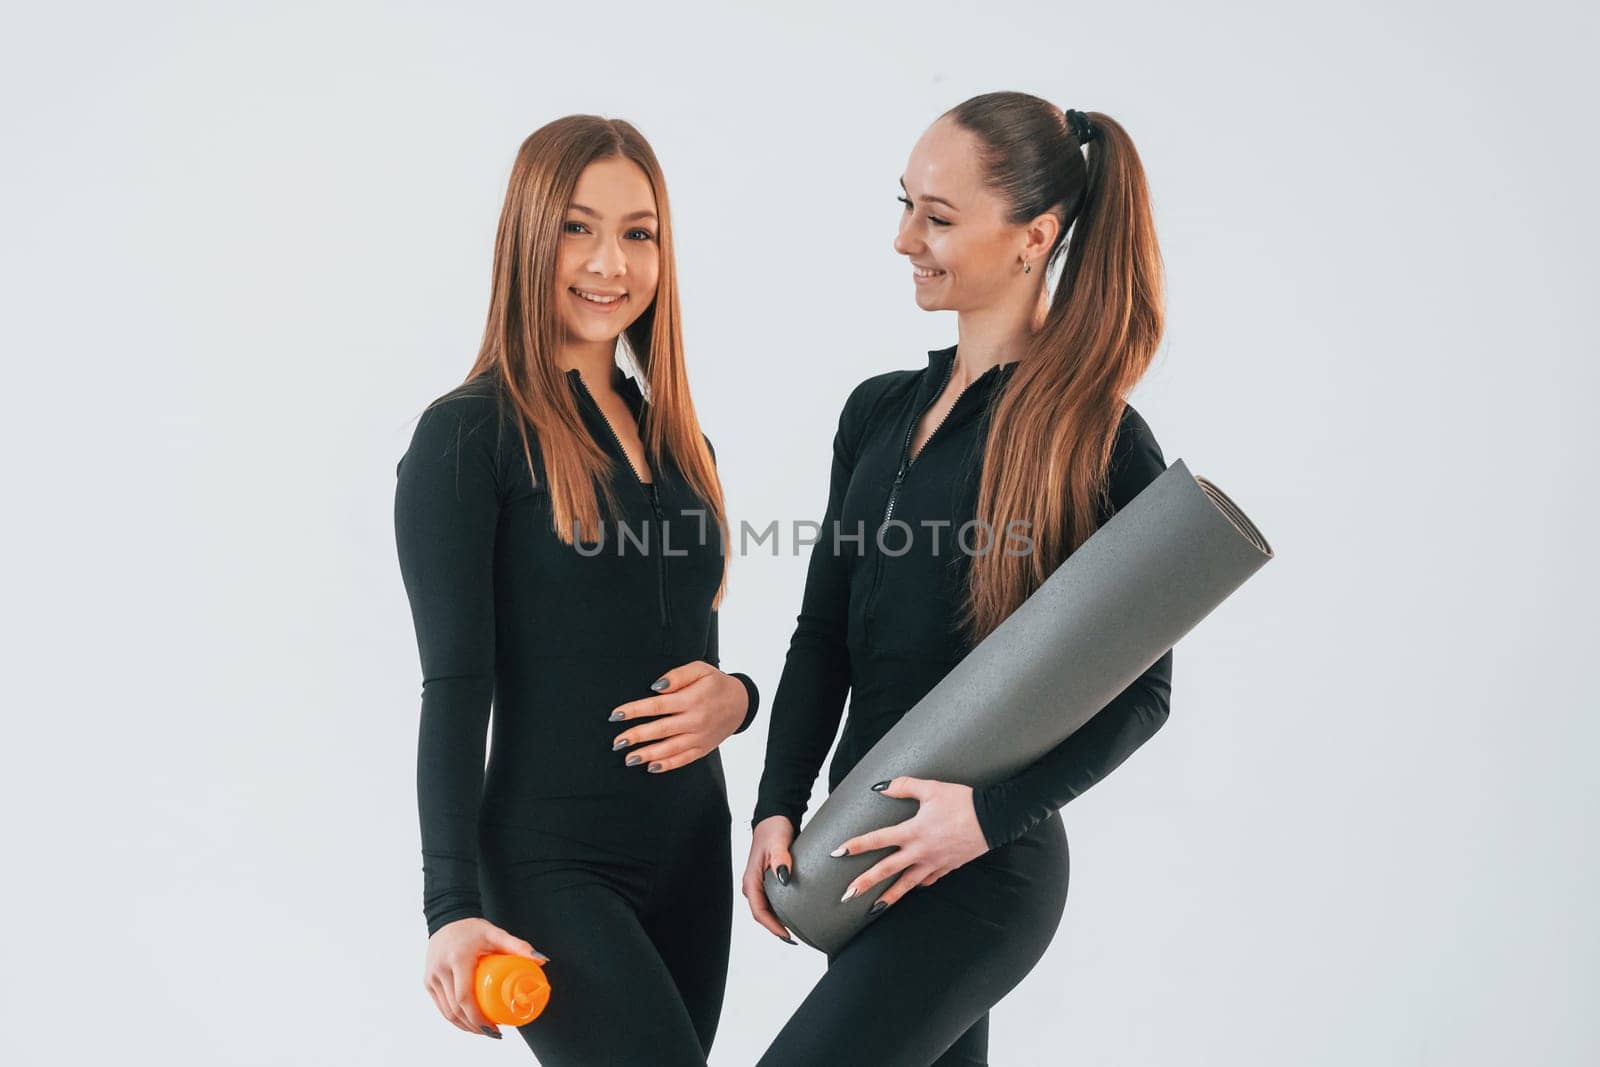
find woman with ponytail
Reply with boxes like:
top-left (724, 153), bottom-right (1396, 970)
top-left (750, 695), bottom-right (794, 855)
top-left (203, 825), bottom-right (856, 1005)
top-left (395, 115), bottom-right (759, 1063)
top-left (743, 93), bottom-right (1174, 1064)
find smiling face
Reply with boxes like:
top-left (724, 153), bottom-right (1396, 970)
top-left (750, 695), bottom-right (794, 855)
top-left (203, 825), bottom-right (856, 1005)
top-left (554, 156), bottom-right (661, 348)
top-left (893, 117), bottom-right (1046, 313)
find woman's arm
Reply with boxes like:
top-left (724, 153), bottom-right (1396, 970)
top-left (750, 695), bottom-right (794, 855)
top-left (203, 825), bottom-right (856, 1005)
top-left (750, 382), bottom-right (876, 833)
top-left (394, 391), bottom-right (503, 936)
top-left (970, 652), bottom-right (1173, 849)
top-left (703, 606), bottom-right (761, 733)
top-left (695, 433), bottom-right (761, 734)
top-left (969, 403), bottom-right (1175, 851)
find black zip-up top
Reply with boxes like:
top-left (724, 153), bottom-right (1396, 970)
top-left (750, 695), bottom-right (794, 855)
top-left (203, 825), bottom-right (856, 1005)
top-left (752, 345), bottom-right (1173, 851)
top-left (395, 366), bottom-right (759, 935)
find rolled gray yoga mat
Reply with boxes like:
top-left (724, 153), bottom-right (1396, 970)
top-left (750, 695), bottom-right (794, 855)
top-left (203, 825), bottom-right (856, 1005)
top-left (763, 458), bottom-right (1274, 954)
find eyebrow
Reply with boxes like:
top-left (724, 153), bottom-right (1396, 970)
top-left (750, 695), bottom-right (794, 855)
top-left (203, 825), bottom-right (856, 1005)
top-left (899, 177), bottom-right (959, 212)
top-left (570, 203), bottom-right (659, 223)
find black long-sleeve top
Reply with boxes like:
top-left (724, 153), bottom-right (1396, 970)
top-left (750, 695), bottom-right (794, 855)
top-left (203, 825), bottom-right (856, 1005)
top-left (751, 345), bottom-right (1173, 851)
top-left (395, 366), bottom-right (759, 935)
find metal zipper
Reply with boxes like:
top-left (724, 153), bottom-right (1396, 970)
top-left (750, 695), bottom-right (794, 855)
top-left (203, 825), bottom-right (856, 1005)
top-left (571, 373), bottom-right (671, 628)
top-left (865, 353), bottom-right (966, 636)
top-left (884, 358), bottom-right (962, 526)
top-left (647, 481), bottom-right (672, 627)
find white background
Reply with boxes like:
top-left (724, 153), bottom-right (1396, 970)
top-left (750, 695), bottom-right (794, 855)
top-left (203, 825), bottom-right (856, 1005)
top-left (3, 1), bottom-right (1596, 1064)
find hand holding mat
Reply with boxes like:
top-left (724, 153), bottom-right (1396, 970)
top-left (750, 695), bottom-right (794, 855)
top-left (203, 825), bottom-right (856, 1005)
top-left (762, 458), bottom-right (1273, 954)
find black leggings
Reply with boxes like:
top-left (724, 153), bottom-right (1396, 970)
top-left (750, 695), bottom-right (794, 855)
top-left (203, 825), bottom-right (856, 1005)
top-left (479, 800), bottom-right (732, 1066)
top-left (757, 813), bottom-right (1070, 1067)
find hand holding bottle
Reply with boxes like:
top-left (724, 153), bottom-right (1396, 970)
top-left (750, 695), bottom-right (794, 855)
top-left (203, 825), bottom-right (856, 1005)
top-left (424, 917), bottom-right (550, 1038)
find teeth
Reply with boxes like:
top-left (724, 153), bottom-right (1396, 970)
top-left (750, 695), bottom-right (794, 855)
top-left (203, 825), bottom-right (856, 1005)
top-left (574, 289), bottom-right (623, 304)
top-left (913, 267), bottom-right (944, 278)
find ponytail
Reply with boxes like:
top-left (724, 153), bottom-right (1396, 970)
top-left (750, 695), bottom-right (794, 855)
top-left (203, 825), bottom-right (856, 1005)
top-left (945, 93), bottom-right (1165, 642)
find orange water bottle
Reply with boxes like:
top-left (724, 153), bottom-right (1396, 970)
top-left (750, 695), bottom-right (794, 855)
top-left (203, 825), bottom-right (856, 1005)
top-left (474, 953), bottom-right (551, 1026)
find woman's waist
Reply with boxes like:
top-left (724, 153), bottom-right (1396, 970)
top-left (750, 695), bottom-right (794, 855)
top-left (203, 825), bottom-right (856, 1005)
top-left (826, 650), bottom-right (966, 787)
top-left (483, 729), bottom-right (728, 790)
top-left (845, 646), bottom-right (963, 710)
top-left (491, 653), bottom-right (721, 709)
top-left (477, 781), bottom-right (732, 866)
top-left (826, 703), bottom-right (916, 790)
top-left (481, 754), bottom-right (730, 838)
top-left (493, 645), bottom-right (712, 682)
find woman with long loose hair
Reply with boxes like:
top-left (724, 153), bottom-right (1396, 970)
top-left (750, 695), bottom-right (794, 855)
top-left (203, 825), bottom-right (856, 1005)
top-left (395, 115), bottom-right (759, 1064)
top-left (743, 93), bottom-right (1175, 1064)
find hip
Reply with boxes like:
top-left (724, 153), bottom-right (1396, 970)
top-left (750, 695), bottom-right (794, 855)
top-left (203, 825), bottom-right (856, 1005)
top-left (479, 759), bottom-right (732, 866)
top-left (876, 813), bottom-right (1069, 946)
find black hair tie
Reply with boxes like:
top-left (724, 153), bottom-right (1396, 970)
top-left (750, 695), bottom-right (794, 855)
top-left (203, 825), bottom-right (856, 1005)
top-left (1064, 108), bottom-right (1098, 145)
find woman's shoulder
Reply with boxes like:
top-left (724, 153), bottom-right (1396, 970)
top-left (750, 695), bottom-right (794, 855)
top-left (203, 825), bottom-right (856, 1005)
top-left (1114, 399), bottom-right (1160, 451)
top-left (821, 366), bottom-right (918, 467)
top-left (1106, 400), bottom-right (1167, 512)
top-left (401, 372), bottom-right (516, 471)
top-left (421, 371), bottom-right (506, 423)
top-left (836, 361), bottom-right (924, 440)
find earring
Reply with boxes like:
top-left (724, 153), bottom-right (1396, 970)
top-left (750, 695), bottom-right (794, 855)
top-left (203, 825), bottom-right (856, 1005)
top-left (1022, 259), bottom-right (1032, 274)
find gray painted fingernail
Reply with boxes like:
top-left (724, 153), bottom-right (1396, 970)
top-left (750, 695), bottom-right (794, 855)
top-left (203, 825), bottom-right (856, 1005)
top-left (869, 899), bottom-right (887, 915)
top-left (625, 754), bottom-right (642, 766)
top-left (651, 677), bottom-right (669, 691)
top-left (609, 710), bottom-right (625, 721)
top-left (613, 737), bottom-right (631, 750)
top-left (481, 1026), bottom-right (501, 1039)
top-left (775, 864), bottom-right (790, 886)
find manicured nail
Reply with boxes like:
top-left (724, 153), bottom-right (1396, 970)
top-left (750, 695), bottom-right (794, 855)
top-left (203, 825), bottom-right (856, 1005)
top-left (782, 934), bottom-right (797, 945)
top-left (871, 780), bottom-right (891, 792)
top-left (481, 1026), bottom-right (501, 1039)
top-left (650, 677), bottom-right (669, 691)
top-left (830, 845), bottom-right (847, 857)
top-left (609, 710), bottom-right (625, 722)
top-left (840, 885), bottom-right (857, 902)
top-left (613, 737), bottom-right (631, 750)
top-left (868, 900), bottom-right (887, 915)
top-left (648, 762), bottom-right (662, 773)
top-left (625, 754), bottom-right (642, 766)
top-left (775, 864), bottom-right (790, 886)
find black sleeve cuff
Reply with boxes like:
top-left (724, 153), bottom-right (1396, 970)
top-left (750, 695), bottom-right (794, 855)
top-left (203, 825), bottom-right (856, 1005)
top-left (424, 898), bottom-right (485, 938)
top-left (729, 671), bottom-right (760, 734)
top-left (750, 803), bottom-right (803, 835)
top-left (970, 781), bottom-right (1027, 852)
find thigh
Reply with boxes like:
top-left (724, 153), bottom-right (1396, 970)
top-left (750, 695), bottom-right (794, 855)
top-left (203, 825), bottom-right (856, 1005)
top-left (934, 1014), bottom-right (988, 1067)
top-left (482, 852), bottom-right (708, 1066)
top-left (756, 816), bottom-right (1069, 1067)
top-left (641, 813), bottom-right (733, 1058)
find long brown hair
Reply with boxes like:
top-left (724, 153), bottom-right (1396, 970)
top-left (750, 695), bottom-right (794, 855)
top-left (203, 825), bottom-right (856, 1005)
top-left (459, 115), bottom-right (729, 603)
top-left (949, 93), bottom-right (1165, 642)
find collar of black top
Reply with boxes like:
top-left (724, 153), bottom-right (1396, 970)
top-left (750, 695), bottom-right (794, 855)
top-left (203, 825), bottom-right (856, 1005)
top-left (565, 364), bottom-right (648, 411)
top-left (925, 344), bottom-right (1023, 384)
